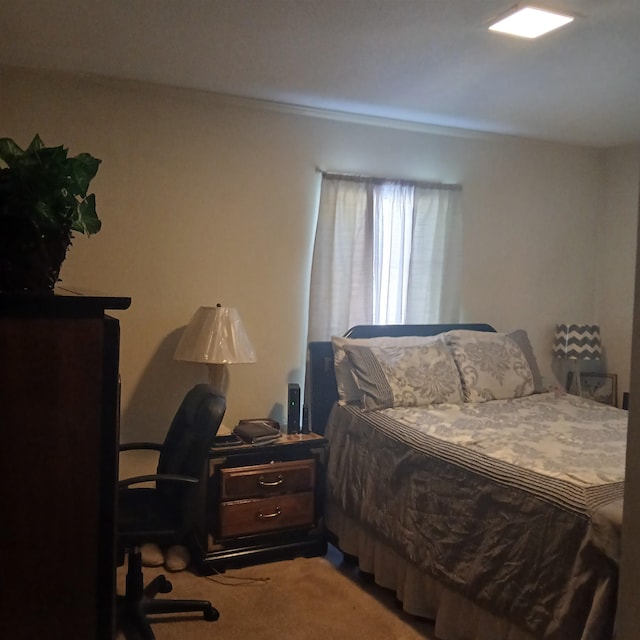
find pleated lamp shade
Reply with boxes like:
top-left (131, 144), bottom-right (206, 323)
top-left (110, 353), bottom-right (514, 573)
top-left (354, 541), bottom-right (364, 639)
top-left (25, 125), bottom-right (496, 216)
top-left (174, 305), bottom-right (256, 364)
top-left (174, 305), bottom-right (255, 432)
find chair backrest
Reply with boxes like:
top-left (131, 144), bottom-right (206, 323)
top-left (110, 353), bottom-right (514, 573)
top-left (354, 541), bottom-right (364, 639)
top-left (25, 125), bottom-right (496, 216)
top-left (156, 384), bottom-right (226, 508)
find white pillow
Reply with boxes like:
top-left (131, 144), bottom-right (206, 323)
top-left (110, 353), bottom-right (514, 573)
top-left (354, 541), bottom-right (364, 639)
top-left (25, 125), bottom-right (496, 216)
top-left (444, 330), bottom-right (535, 402)
top-left (332, 334), bottom-right (441, 405)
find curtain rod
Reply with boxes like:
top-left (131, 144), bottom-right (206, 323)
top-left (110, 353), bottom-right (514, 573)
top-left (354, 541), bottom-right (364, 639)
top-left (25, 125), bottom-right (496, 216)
top-left (316, 168), bottom-right (462, 191)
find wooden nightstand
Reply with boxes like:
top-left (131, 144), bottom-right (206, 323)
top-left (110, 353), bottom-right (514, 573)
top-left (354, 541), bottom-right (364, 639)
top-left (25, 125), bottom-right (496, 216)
top-left (193, 432), bottom-right (328, 572)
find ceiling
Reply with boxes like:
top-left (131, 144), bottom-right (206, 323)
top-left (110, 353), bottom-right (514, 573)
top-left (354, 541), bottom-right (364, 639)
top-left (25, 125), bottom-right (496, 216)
top-left (1, 0), bottom-right (639, 148)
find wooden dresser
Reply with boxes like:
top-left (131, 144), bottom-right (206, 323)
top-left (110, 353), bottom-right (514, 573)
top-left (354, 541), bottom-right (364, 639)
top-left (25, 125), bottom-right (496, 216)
top-left (0, 287), bottom-right (130, 640)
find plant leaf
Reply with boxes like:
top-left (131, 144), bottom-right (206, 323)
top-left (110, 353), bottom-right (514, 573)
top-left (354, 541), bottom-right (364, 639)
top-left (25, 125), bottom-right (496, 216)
top-left (0, 137), bottom-right (26, 167)
top-left (74, 194), bottom-right (101, 235)
top-left (68, 154), bottom-right (101, 196)
top-left (25, 134), bottom-right (44, 154)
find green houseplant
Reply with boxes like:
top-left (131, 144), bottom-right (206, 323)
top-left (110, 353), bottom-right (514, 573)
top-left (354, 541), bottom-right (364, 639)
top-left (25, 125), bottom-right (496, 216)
top-left (0, 134), bottom-right (101, 293)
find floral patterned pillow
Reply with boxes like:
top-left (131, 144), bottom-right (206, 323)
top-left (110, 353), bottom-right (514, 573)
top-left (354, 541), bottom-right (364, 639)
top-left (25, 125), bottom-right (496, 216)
top-left (342, 338), bottom-right (464, 410)
top-left (444, 330), bottom-right (535, 402)
top-left (332, 335), bottom-right (441, 405)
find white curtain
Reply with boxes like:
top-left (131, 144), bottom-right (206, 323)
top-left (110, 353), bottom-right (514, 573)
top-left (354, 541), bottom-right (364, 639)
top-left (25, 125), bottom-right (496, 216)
top-left (307, 175), bottom-right (462, 341)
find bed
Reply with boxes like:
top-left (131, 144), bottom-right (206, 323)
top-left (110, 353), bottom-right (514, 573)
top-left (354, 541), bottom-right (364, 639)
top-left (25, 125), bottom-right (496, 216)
top-left (307, 324), bottom-right (625, 640)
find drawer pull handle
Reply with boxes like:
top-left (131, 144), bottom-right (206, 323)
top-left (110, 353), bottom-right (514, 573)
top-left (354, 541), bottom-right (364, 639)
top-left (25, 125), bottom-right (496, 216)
top-left (258, 473), bottom-right (284, 487)
top-left (258, 506), bottom-right (281, 519)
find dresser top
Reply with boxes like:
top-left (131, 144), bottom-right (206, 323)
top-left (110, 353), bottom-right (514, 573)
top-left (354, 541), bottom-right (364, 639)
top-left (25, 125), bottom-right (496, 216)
top-left (0, 286), bottom-right (131, 317)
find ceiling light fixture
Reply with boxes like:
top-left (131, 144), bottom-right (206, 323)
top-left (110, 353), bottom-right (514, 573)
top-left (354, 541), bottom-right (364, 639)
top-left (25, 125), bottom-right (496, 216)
top-left (488, 5), bottom-right (574, 39)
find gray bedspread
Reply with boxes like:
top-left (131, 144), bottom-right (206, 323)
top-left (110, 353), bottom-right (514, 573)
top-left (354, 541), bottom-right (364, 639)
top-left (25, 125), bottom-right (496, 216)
top-left (325, 392), bottom-right (626, 640)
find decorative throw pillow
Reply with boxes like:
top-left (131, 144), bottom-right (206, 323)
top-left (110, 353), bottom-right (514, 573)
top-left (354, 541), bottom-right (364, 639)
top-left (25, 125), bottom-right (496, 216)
top-left (332, 334), bottom-right (439, 405)
top-left (444, 330), bottom-right (535, 402)
top-left (342, 338), bottom-right (464, 410)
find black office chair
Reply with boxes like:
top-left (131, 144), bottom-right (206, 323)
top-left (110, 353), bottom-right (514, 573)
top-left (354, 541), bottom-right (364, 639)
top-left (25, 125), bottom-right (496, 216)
top-left (117, 383), bottom-right (226, 640)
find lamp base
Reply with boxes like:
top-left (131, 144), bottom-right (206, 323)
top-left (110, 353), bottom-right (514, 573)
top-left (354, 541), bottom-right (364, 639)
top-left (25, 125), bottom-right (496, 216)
top-left (568, 360), bottom-right (582, 397)
top-left (207, 363), bottom-right (228, 397)
top-left (207, 363), bottom-right (230, 434)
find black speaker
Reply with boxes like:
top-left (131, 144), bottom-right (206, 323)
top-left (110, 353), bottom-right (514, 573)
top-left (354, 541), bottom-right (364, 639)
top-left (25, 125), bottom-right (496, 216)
top-left (287, 383), bottom-right (301, 434)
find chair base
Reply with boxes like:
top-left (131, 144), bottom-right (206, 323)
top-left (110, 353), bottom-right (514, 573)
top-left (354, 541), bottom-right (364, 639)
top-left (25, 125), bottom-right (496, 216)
top-left (117, 550), bottom-right (219, 640)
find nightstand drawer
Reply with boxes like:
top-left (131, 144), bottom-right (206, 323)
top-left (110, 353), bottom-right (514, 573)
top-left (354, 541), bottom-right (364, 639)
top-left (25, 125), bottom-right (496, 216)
top-left (220, 459), bottom-right (315, 500)
top-left (219, 492), bottom-right (314, 538)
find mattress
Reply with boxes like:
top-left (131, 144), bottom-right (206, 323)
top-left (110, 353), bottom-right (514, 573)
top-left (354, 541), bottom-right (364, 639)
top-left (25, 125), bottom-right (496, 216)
top-left (325, 391), bottom-right (625, 640)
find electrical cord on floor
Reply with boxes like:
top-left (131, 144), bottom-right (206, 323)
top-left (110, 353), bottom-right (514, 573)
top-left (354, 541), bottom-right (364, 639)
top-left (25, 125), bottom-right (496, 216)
top-left (203, 561), bottom-right (271, 586)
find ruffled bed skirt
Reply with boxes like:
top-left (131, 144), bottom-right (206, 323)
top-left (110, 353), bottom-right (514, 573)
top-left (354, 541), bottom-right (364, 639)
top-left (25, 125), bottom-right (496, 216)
top-left (326, 501), bottom-right (537, 640)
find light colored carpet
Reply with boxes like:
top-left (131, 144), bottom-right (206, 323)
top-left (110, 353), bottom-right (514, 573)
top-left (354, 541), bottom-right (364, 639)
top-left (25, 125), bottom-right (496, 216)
top-left (116, 546), bottom-right (437, 639)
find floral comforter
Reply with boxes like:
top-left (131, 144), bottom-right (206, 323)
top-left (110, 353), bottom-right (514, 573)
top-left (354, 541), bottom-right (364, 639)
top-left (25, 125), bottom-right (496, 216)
top-left (325, 392), bottom-right (626, 640)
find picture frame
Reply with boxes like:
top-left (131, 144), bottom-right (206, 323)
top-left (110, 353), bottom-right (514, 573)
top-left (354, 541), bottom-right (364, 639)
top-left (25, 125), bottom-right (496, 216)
top-left (566, 372), bottom-right (618, 407)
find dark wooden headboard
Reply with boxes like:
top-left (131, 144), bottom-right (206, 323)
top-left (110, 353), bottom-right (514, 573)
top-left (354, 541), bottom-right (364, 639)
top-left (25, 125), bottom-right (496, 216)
top-left (306, 323), bottom-right (496, 435)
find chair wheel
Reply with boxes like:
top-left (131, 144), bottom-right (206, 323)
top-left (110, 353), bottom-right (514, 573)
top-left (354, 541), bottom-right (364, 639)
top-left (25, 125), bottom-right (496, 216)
top-left (204, 605), bottom-right (220, 621)
top-left (158, 576), bottom-right (172, 593)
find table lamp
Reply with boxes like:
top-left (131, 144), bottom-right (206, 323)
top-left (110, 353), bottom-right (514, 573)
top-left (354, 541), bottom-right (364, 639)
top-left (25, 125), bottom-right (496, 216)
top-left (552, 323), bottom-right (601, 396)
top-left (174, 304), bottom-right (257, 397)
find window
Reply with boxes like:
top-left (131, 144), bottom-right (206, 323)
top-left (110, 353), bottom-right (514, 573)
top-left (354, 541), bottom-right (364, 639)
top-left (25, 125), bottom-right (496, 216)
top-left (307, 173), bottom-right (462, 341)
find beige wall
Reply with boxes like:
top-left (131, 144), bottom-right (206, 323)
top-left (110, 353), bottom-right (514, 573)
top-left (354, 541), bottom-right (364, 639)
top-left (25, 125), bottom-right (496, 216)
top-left (1, 65), bottom-right (633, 443)
top-left (597, 146), bottom-right (640, 406)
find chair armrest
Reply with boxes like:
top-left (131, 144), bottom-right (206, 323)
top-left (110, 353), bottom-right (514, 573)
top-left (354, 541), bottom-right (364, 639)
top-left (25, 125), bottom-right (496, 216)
top-left (118, 473), bottom-right (198, 489)
top-left (119, 442), bottom-right (163, 452)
